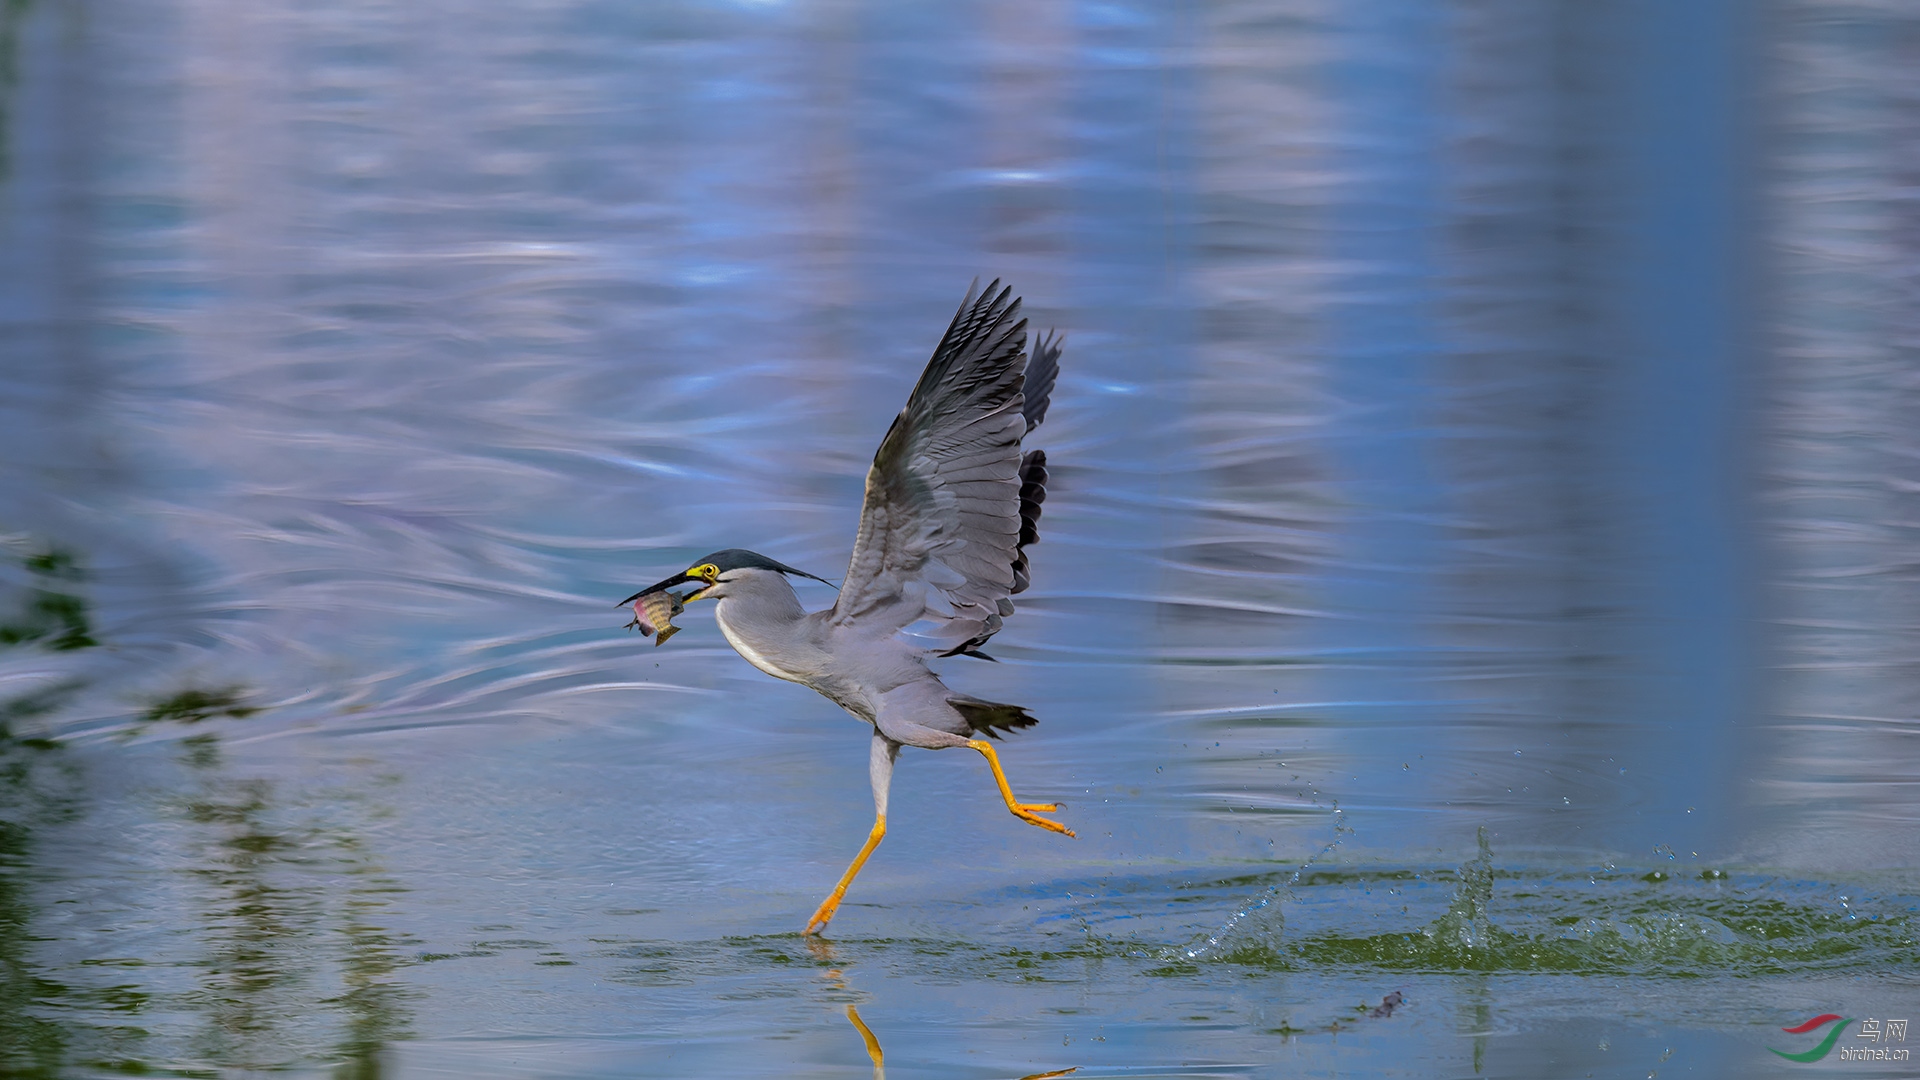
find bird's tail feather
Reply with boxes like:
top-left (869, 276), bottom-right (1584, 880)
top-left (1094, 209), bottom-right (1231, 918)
top-left (947, 694), bottom-right (1038, 740)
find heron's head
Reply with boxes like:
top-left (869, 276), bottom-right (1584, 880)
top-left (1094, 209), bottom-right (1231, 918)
top-left (618, 548), bottom-right (833, 606)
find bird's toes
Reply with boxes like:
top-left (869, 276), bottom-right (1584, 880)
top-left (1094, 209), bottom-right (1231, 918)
top-left (1013, 808), bottom-right (1075, 837)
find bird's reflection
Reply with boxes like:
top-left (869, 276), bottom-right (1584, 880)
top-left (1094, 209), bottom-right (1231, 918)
top-left (808, 937), bottom-right (1077, 1080)
top-left (845, 1003), bottom-right (886, 1076)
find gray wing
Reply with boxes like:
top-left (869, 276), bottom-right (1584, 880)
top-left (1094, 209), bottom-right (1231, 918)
top-left (831, 281), bottom-right (1052, 654)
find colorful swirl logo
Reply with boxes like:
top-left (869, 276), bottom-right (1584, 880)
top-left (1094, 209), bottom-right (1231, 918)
top-left (1770, 1014), bottom-right (1852, 1063)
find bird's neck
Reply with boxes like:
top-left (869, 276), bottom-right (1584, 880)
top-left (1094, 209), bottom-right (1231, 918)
top-left (711, 577), bottom-right (811, 684)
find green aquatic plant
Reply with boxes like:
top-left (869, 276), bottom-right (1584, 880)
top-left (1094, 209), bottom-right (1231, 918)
top-left (1198, 859), bottom-right (1918, 977)
top-left (1079, 827), bottom-right (1920, 980)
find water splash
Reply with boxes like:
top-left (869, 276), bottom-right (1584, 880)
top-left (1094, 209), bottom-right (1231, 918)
top-left (1174, 802), bottom-right (1353, 961)
top-left (1428, 825), bottom-right (1497, 954)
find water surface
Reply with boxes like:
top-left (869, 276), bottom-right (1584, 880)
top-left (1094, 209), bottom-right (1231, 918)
top-left (1, 0), bottom-right (1916, 1077)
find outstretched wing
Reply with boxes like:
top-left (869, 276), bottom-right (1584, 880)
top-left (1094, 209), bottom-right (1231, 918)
top-left (831, 281), bottom-right (1047, 653)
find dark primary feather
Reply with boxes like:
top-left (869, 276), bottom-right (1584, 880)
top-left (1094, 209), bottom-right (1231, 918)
top-left (948, 335), bottom-right (1059, 658)
top-left (1023, 329), bottom-right (1062, 431)
top-left (1009, 448), bottom-right (1047, 597)
top-left (1009, 330), bottom-right (1060, 596)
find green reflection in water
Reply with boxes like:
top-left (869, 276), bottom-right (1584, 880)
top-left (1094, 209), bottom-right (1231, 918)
top-left (0, 679), bottom-right (81, 738)
top-left (143, 687), bottom-right (258, 726)
top-left (329, 827), bottom-right (413, 1079)
top-left (0, 0), bottom-right (32, 182)
top-left (0, 733), bottom-right (81, 1077)
top-left (0, 549), bottom-right (96, 652)
top-left (174, 735), bottom-right (415, 1075)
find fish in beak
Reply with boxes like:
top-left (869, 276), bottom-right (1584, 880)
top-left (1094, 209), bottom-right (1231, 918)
top-left (624, 588), bottom-right (687, 645)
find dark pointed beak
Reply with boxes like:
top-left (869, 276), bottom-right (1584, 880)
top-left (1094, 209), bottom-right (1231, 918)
top-left (618, 572), bottom-right (699, 607)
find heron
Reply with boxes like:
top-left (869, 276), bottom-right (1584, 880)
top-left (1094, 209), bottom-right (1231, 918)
top-left (619, 280), bottom-right (1071, 936)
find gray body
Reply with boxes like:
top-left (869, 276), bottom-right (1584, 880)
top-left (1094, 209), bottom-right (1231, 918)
top-left (704, 566), bottom-right (976, 817)
top-left (708, 568), bottom-right (974, 740)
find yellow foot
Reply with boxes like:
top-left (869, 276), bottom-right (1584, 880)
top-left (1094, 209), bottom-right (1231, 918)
top-left (1011, 804), bottom-right (1074, 836)
top-left (968, 740), bottom-right (1076, 838)
top-left (802, 902), bottom-right (835, 938)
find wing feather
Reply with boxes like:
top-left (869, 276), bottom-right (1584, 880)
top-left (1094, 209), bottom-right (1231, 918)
top-left (831, 281), bottom-right (1051, 652)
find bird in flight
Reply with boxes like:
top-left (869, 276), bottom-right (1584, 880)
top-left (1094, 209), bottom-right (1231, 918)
top-left (620, 280), bottom-right (1070, 936)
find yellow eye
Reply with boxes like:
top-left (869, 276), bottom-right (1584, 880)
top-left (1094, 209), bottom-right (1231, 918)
top-left (690, 563), bottom-right (721, 582)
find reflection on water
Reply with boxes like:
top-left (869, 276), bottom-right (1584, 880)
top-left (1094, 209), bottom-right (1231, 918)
top-left (0, 550), bottom-right (95, 652)
top-left (1, 0), bottom-right (1917, 1075)
top-left (0, 731), bottom-right (414, 1075)
top-left (844, 1004), bottom-right (1083, 1080)
top-left (823, 940), bottom-right (1084, 1080)
top-left (173, 735), bottom-right (413, 1073)
top-left (844, 1005), bottom-right (885, 1078)
top-left (0, 736), bottom-right (79, 1077)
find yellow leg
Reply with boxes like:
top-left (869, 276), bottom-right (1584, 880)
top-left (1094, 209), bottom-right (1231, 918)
top-left (846, 1005), bottom-right (885, 1071)
top-left (968, 740), bottom-right (1075, 837)
top-left (804, 814), bottom-right (886, 936)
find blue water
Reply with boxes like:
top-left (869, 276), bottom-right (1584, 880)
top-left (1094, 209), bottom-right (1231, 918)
top-left (1, 0), bottom-right (1916, 1076)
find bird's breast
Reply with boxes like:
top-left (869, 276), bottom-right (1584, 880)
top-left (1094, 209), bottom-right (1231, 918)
top-left (712, 603), bottom-right (809, 685)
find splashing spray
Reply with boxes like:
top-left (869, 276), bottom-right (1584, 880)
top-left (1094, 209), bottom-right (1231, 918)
top-left (1175, 801), bottom-right (1354, 961)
